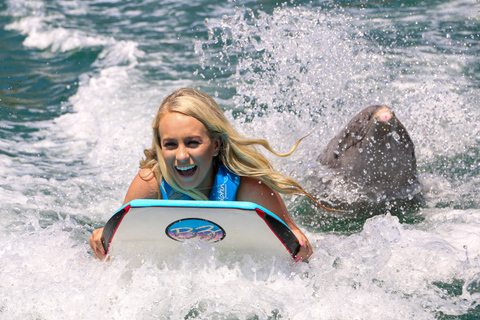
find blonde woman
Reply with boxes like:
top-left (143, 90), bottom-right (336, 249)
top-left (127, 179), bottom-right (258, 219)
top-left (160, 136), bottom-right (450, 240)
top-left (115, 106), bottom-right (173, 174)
top-left (90, 88), bottom-right (314, 261)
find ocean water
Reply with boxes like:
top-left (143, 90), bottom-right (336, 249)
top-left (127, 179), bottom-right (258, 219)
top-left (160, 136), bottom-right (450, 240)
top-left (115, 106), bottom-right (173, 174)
top-left (1, 0), bottom-right (479, 319)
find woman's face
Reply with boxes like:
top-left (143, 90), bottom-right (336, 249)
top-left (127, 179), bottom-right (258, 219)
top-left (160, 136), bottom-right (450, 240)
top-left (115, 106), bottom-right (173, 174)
top-left (159, 112), bottom-right (221, 196)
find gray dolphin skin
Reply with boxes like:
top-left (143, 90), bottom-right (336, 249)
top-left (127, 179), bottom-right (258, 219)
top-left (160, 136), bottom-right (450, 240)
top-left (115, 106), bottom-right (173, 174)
top-left (317, 105), bottom-right (421, 209)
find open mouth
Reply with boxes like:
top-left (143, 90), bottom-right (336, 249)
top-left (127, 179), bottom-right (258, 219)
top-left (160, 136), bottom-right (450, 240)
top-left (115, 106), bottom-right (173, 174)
top-left (175, 165), bottom-right (197, 177)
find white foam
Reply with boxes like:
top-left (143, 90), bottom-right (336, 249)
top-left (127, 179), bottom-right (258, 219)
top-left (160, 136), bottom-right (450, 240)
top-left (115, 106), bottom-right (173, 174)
top-left (93, 41), bottom-right (145, 68)
top-left (1, 215), bottom-right (461, 319)
top-left (6, 16), bottom-right (116, 52)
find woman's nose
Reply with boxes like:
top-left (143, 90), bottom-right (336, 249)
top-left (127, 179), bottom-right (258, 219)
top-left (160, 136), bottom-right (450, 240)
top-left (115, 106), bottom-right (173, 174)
top-left (176, 145), bottom-right (189, 162)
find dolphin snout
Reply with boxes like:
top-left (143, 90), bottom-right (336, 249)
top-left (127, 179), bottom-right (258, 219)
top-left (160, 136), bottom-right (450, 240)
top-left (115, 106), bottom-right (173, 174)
top-left (375, 106), bottom-right (393, 123)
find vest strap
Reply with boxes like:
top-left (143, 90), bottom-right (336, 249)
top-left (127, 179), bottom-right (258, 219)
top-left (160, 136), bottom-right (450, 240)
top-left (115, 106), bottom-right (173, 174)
top-left (160, 165), bottom-right (240, 201)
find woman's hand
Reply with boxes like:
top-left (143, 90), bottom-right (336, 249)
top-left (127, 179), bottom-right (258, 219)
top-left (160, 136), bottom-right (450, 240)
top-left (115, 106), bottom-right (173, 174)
top-left (292, 229), bottom-right (313, 262)
top-left (89, 227), bottom-right (107, 260)
top-left (88, 169), bottom-right (159, 261)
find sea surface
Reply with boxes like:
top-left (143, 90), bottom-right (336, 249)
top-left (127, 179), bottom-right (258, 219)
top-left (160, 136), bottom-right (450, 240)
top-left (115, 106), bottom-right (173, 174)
top-left (1, 0), bottom-right (479, 319)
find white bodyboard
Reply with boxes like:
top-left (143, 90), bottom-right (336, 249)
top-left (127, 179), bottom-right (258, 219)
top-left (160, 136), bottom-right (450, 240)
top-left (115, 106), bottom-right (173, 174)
top-left (102, 200), bottom-right (300, 259)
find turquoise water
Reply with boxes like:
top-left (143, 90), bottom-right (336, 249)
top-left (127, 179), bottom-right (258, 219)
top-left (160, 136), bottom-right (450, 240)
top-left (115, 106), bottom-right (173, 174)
top-left (1, 0), bottom-right (479, 318)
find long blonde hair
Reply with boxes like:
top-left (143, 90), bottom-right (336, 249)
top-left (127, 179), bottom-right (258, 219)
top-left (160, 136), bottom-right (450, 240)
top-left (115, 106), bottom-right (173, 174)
top-left (140, 88), bottom-right (320, 205)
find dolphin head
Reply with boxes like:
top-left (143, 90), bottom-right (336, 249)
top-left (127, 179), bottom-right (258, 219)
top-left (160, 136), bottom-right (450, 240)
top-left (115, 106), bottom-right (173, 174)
top-left (317, 105), bottom-right (418, 199)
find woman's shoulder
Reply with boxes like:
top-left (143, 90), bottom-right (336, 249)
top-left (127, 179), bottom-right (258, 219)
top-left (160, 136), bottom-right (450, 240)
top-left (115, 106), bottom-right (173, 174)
top-left (237, 176), bottom-right (287, 215)
top-left (123, 168), bottom-right (160, 204)
top-left (237, 176), bottom-right (275, 201)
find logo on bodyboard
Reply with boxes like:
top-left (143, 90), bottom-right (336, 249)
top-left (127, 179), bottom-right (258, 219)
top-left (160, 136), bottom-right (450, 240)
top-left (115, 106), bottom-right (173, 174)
top-left (166, 218), bottom-right (226, 243)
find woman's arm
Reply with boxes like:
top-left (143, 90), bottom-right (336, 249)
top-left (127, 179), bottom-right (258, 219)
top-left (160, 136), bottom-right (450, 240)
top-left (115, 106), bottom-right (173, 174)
top-left (89, 168), bottom-right (160, 259)
top-left (236, 176), bottom-right (313, 261)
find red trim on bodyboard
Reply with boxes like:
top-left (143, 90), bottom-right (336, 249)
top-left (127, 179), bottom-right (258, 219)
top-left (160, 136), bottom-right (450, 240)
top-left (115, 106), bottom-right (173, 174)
top-left (255, 208), bottom-right (300, 259)
top-left (102, 204), bottom-right (131, 253)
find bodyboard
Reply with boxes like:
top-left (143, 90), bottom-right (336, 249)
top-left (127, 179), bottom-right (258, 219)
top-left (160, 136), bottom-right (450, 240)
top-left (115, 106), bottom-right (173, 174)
top-left (102, 199), bottom-right (300, 259)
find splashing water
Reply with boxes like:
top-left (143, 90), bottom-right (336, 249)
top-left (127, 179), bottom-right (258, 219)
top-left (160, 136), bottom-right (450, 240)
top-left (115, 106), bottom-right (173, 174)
top-left (1, 0), bottom-right (480, 319)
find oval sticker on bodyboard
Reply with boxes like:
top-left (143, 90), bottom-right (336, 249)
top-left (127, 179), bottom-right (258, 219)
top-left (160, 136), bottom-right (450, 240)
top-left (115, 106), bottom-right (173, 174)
top-left (166, 218), bottom-right (226, 243)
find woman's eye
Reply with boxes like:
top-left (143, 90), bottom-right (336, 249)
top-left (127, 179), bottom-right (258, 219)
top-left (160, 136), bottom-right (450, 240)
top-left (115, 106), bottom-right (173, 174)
top-left (162, 141), bottom-right (177, 149)
top-left (187, 141), bottom-right (200, 147)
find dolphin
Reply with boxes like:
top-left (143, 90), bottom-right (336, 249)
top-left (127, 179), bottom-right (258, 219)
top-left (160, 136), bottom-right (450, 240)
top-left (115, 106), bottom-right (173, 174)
top-left (316, 105), bottom-right (422, 211)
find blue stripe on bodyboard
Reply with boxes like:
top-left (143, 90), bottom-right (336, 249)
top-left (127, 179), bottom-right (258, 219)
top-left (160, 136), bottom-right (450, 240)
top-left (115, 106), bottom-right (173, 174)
top-left (124, 199), bottom-right (289, 228)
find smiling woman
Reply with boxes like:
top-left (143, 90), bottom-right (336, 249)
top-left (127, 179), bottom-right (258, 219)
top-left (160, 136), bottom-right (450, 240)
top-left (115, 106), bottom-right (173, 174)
top-left (89, 87), bottom-right (317, 261)
top-left (159, 112), bottom-right (221, 196)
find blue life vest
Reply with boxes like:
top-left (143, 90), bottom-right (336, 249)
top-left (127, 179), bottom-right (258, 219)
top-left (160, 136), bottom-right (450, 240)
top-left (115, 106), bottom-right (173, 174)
top-left (160, 165), bottom-right (240, 201)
